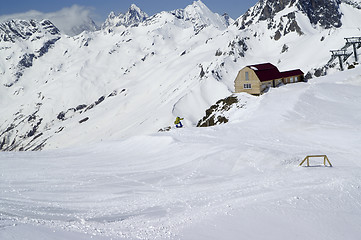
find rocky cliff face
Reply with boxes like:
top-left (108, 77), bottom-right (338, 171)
top-left (297, 0), bottom-right (342, 28)
top-left (236, 0), bottom-right (342, 31)
top-left (0, 19), bottom-right (60, 42)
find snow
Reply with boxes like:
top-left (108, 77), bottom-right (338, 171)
top-left (1, 66), bottom-right (361, 239)
top-left (340, 2), bottom-right (361, 28)
top-left (1, 1), bottom-right (361, 238)
top-left (181, 0), bottom-right (230, 30)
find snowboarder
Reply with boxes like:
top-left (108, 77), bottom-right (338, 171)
top-left (174, 116), bottom-right (184, 128)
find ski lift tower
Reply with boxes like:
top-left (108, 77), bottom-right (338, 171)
top-left (345, 37), bottom-right (361, 62)
top-left (330, 49), bottom-right (348, 71)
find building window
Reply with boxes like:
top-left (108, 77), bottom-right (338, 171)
top-left (295, 76), bottom-right (298, 82)
top-left (245, 72), bottom-right (249, 81)
top-left (244, 83), bottom-right (251, 89)
top-left (290, 77), bottom-right (294, 83)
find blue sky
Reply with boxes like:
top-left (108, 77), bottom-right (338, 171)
top-left (0, 0), bottom-right (258, 23)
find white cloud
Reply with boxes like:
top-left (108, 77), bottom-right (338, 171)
top-left (0, 5), bottom-right (99, 36)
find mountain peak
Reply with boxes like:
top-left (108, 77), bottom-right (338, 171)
top-left (108, 11), bottom-right (116, 19)
top-left (191, 0), bottom-right (207, 8)
top-left (171, 0), bottom-right (232, 32)
top-left (102, 4), bottom-right (149, 29)
top-left (184, 0), bottom-right (216, 15)
top-left (129, 4), bottom-right (142, 12)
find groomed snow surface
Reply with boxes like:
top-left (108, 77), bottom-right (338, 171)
top-left (1, 66), bottom-right (361, 239)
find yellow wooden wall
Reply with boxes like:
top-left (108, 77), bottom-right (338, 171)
top-left (234, 67), bottom-right (261, 95)
top-left (283, 74), bottom-right (303, 84)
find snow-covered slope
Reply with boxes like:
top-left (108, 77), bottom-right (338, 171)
top-left (1, 65), bottom-right (361, 239)
top-left (0, 19), bottom-right (61, 87)
top-left (0, 1), bottom-right (237, 151)
top-left (0, 0), bottom-right (361, 151)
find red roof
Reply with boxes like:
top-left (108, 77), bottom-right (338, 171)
top-left (248, 63), bottom-right (277, 71)
top-left (280, 69), bottom-right (304, 78)
top-left (247, 63), bottom-right (303, 82)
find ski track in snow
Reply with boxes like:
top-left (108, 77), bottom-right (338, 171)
top-left (1, 67), bottom-right (361, 239)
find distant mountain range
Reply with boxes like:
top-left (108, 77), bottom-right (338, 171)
top-left (0, 0), bottom-right (360, 151)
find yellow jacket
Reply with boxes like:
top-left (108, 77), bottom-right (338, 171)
top-left (174, 117), bottom-right (184, 124)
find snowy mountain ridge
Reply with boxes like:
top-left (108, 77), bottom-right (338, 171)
top-left (102, 4), bottom-right (149, 29)
top-left (0, 0), bottom-right (361, 151)
top-left (235, 0), bottom-right (344, 30)
top-left (170, 0), bottom-right (233, 32)
top-left (0, 19), bottom-right (61, 88)
top-left (102, 1), bottom-right (232, 33)
top-left (0, 19), bottom-right (60, 42)
top-left (0, 5), bottom-right (99, 37)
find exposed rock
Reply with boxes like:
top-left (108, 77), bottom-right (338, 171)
top-left (19, 53), bottom-right (35, 68)
top-left (200, 65), bottom-right (205, 78)
top-left (158, 126), bottom-right (172, 132)
top-left (0, 19), bottom-right (60, 43)
top-left (215, 49), bottom-right (223, 56)
top-left (227, 36), bottom-right (249, 57)
top-left (297, 0), bottom-right (342, 28)
top-left (37, 37), bottom-right (61, 57)
top-left (274, 30), bottom-right (282, 40)
top-left (197, 95), bottom-right (243, 127)
top-left (95, 96), bottom-right (105, 105)
top-left (281, 44), bottom-right (289, 53)
top-left (76, 104), bottom-right (87, 111)
top-left (235, 0), bottom-right (343, 31)
top-left (79, 117), bottom-right (89, 124)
